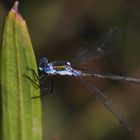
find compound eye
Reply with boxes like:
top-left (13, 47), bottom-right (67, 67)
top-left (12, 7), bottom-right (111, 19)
top-left (40, 57), bottom-right (48, 67)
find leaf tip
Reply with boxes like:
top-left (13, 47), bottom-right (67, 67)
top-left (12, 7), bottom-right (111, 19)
top-left (10, 1), bottom-right (25, 22)
top-left (12, 1), bottom-right (19, 12)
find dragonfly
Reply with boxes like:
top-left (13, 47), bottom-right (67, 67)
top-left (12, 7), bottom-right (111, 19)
top-left (25, 27), bottom-right (140, 132)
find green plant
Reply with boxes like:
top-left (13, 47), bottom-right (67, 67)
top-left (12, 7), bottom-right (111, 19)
top-left (1, 1), bottom-right (42, 140)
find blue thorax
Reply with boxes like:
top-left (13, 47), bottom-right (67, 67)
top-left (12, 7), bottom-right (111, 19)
top-left (39, 57), bottom-right (73, 75)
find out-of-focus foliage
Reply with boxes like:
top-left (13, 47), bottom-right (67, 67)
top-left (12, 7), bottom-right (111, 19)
top-left (1, 0), bottom-right (140, 140)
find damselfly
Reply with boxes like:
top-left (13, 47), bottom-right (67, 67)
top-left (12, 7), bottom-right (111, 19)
top-left (25, 27), bottom-right (140, 131)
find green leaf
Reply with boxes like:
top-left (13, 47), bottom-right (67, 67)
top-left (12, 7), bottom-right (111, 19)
top-left (1, 1), bottom-right (42, 140)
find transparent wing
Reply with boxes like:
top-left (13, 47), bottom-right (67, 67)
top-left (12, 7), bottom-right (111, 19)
top-left (78, 76), bottom-right (133, 131)
top-left (72, 27), bottom-right (121, 64)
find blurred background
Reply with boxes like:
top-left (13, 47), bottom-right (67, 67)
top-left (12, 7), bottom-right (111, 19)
top-left (1, 0), bottom-right (140, 140)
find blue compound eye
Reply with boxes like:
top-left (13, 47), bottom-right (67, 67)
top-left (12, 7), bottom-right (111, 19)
top-left (40, 57), bottom-right (48, 67)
